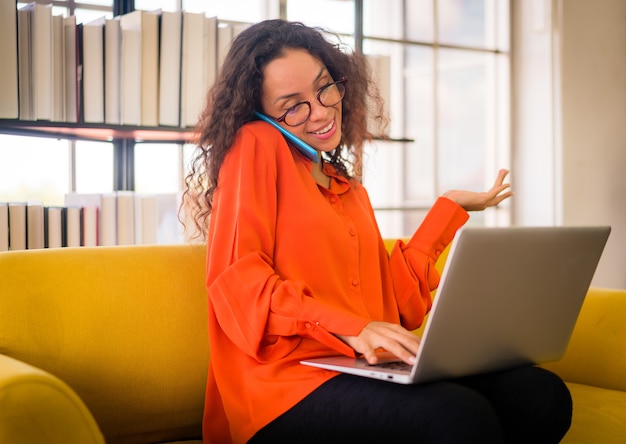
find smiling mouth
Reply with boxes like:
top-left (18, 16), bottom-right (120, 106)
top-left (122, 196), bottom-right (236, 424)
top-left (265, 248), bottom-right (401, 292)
top-left (311, 120), bottom-right (334, 135)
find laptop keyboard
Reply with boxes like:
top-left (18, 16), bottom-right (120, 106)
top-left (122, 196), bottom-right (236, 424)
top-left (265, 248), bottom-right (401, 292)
top-left (367, 361), bottom-right (412, 371)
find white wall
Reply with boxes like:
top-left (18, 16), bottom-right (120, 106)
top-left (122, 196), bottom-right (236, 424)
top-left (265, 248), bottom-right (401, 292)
top-left (512, 0), bottom-right (626, 288)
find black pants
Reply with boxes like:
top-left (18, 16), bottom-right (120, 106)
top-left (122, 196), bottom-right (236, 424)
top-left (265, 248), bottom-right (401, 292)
top-left (249, 366), bottom-right (572, 444)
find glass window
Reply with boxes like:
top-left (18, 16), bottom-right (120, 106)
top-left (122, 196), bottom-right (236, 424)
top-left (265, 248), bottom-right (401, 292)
top-left (75, 141), bottom-right (114, 193)
top-left (359, 0), bottom-right (510, 237)
top-left (134, 143), bottom-right (182, 193)
top-left (403, 45), bottom-right (436, 204)
top-left (286, 0), bottom-right (355, 35)
top-left (363, 0), bottom-right (404, 40)
top-left (74, 9), bottom-right (113, 23)
top-left (436, 0), bottom-right (507, 50)
top-left (364, 0), bottom-right (434, 42)
top-left (75, 0), bottom-right (113, 6)
top-left (0, 136), bottom-right (69, 206)
top-left (437, 49), bottom-right (488, 193)
top-left (405, 0), bottom-right (435, 42)
top-left (135, 0), bottom-right (179, 12)
top-left (183, 0), bottom-right (267, 23)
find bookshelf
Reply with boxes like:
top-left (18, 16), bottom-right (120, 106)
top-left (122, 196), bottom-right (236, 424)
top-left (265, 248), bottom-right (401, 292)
top-left (0, 0), bottom-right (208, 191)
top-left (0, 119), bottom-right (197, 144)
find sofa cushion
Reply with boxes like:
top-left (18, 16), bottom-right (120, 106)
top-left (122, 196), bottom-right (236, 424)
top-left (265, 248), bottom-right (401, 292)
top-left (0, 245), bottom-right (209, 444)
top-left (562, 382), bottom-right (626, 444)
top-left (541, 288), bottom-right (626, 392)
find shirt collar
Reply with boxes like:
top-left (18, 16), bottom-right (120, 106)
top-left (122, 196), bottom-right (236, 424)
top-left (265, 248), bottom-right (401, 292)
top-left (322, 161), bottom-right (352, 195)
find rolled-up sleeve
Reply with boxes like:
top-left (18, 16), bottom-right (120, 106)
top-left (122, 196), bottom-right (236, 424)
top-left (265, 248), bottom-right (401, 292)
top-left (388, 197), bottom-right (469, 329)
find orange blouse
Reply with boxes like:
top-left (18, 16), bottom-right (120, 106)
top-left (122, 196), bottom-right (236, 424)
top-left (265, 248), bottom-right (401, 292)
top-left (202, 121), bottom-right (469, 443)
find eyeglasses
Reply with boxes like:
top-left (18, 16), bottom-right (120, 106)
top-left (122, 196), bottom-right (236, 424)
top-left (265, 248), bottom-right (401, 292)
top-left (272, 77), bottom-right (347, 127)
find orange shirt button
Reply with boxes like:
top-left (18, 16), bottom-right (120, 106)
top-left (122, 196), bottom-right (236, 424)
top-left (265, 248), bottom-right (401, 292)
top-left (351, 279), bottom-right (359, 286)
top-left (329, 196), bottom-right (337, 203)
top-left (305, 322), bottom-right (312, 329)
top-left (349, 228), bottom-right (356, 236)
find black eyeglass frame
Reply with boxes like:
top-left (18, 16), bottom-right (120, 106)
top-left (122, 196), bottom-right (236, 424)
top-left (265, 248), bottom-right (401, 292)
top-left (271, 77), bottom-right (348, 127)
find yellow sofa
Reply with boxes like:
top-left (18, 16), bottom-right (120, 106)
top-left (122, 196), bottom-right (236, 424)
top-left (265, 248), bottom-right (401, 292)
top-left (1, 244), bottom-right (625, 443)
top-left (0, 245), bottom-right (208, 444)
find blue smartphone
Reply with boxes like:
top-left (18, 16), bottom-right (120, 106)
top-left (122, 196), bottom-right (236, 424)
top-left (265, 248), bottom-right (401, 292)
top-left (254, 111), bottom-right (319, 163)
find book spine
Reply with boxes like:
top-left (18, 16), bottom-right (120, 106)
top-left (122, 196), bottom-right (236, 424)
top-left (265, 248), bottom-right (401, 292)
top-left (0, 203), bottom-right (9, 252)
top-left (8, 202), bottom-right (27, 251)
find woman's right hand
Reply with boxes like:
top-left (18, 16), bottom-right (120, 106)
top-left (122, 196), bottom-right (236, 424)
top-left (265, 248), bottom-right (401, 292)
top-left (336, 321), bottom-right (421, 365)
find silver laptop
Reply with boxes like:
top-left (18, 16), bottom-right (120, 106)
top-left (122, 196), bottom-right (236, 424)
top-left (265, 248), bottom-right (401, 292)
top-left (301, 226), bottom-right (611, 384)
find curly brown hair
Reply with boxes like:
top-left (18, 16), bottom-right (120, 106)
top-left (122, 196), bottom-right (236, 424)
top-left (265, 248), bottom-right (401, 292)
top-left (182, 19), bottom-right (387, 239)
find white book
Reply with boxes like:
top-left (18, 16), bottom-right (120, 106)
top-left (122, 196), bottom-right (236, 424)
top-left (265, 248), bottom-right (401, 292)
top-left (365, 54), bottom-right (391, 137)
top-left (17, 8), bottom-right (33, 120)
top-left (120, 9), bottom-right (160, 127)
top-left (217, 23), bottom-right (233, 73)
top-left (82, 206), bottom-right (99, 246)
top-left (139, 194), bottom-right (158, 245)
top-left (66, 206), bottom-right (82, 247)
top-left (232, 23), bottom-right (250, 39)
top-left (0, 0), bottom-right (19, 119)
top-left (157, 193), bottom-right (185, 244)
top-left (8, 202), bottom-right (27, 251)
top-left (100, 193), bottom-right (117, 246)
top-left (27, 201), bottom-right (44, 250)
top-left (44, 206), bottom-right (65, 248)
top-left (158, 11), bottom-right (182, 127)
top-left (181, 11), bottom-right (206, 128)
top-left (205, 16), bottom-right (218, 103)
top-left (104, 17), bottom-right (121, 125)
top-left (120, 12), bottom-right (142, 126)
top-left (83, 17), bottom-right (106, 123)
top-left (65, 193), bottom-right (101, 246)
top-left (63, 16), bottom-right (80, 123)
top-left (51, 13), bottom-right (64, 122)
top-left (26, 3), bottom-right (54, 121)
top-left (116, 191), bottom-right (135, 245)
top-left (141, 10), bottom-right (160, 127)
top-left (0, 203), bottom-right (9, 252)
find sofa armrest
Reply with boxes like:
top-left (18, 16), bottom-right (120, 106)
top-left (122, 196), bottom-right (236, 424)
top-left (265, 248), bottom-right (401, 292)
top-left (541, 287), bottom-right (626, 392)
top-left (0, 354), bottom-right (104, 444)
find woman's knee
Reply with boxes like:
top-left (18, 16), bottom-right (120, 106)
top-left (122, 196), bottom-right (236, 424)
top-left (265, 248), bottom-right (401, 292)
top-left (463, 366), bottom-right (572, 444)
top-left (419, 382), bottom-right (504, 444)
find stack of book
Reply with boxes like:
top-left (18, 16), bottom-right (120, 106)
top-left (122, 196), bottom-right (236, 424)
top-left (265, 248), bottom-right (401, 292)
top-left (0, 2), bottom-right (248, 126)
top-left (0, 192), bottom-right (186, 252)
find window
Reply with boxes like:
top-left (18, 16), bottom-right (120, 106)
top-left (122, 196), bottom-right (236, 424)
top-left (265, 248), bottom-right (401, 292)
top-left (289, 0), bottom-right (511, 237)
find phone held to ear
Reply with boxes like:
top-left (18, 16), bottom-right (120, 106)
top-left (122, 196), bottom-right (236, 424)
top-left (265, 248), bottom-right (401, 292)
top-left (254, 111), bottom-right (320, 163)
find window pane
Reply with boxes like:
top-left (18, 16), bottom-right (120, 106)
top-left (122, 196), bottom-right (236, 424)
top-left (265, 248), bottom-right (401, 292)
top-left (184, 0), bottom-right (266, 22)
top-left (75, 0), bottom-right (112, 6)
top-left (438, 0), bottom-right (484, 47)
top-left (135, 0), bottom-right (178, 12)
top-left (74, 9), bottom-right (113, 24)
top-left (437, 49), bottom-right (488, 194)
top-left (75, 141), bottom-right (114, 193)
top-left (404, 45), bottom-right (436, 204)
top-left (363, 0), bottom-right (434, 42)
top-left (406, 0), bottom-right (435, 42)
top-left (374, 208), bottom-right (431, 239)
top-left (183, 143), bottom-right (197, 177)
top-left (363, 0), bottom-right (404, 40)
top-left (0, 136), bottom-right (69, 206)
top-left (287, 0), bottom-right (354, 35)
top-left (134, 143), bottom-right (182, 193)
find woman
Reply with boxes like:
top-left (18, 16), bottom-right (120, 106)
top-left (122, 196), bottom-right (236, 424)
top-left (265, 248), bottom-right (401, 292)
top-left (184, 19), bottom-right (572, 444)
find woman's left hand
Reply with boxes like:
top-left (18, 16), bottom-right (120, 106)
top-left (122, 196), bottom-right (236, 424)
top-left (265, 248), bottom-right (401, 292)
top-left (442, 168), bottom-right (513, 211)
